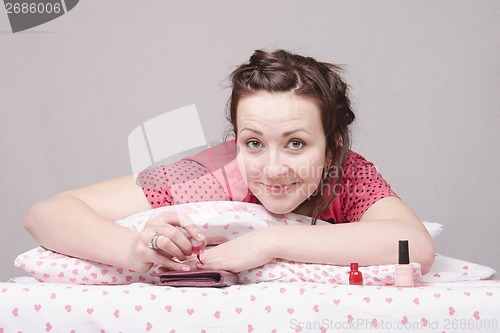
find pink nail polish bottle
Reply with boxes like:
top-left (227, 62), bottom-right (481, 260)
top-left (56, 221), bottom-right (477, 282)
top-left (395, 240), bottom-right (414, 287)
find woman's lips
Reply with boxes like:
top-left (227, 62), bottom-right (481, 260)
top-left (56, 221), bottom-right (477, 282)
top-left (262, 183), bottom-right (297, 194)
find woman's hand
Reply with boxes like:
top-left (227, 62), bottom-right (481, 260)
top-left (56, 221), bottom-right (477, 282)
top-left (193, 228), bottom-right (276, 273)
top-left (128, 211), bottom-right (206, 272)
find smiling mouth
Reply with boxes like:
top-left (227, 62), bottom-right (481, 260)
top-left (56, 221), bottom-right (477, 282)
top-left (262, 183), bottom-right (297, 194)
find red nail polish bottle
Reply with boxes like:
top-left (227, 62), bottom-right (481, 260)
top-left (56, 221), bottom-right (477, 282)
top-left (191, 239), bottom-right (203, 254)
top-left (349, 262), bottom-right (363, 285)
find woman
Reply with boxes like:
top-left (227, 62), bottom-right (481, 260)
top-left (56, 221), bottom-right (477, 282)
top-left (24, 49), bottom-right (435, 275)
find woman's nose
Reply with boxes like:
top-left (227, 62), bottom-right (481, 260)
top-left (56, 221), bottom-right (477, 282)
top-left (262, 152), bottom-right (288, 179)
top-left (263, 164), bottom-right (288, 179)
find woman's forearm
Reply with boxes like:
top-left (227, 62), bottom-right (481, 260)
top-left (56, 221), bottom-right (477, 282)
top-left (24, 193), bottom-right (139, 269)
top-left (24, 176), bottom-right (157, 271)
top-left (266, 220), bottom-right (435, 274)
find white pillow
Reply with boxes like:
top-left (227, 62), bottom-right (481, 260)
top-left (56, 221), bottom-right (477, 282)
top-left (422, 253), bottom-right (496, 282)
top-left (422, 221), bottom-right (444, 239)
top-left (15, 201), bottom-right (426, 285)
top-left (15, 202), bottom-right (455, 286)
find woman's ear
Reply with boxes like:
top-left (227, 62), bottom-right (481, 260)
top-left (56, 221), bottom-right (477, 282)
top-left (323, 153), bottom-right (333, 180)
top-left (324, 150), bottom-right (333, 168)
top-left (335, 133), bottom-right (343, 147)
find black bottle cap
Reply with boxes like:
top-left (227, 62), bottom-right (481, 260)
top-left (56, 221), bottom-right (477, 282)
top-left (399, 240), bottom-right (410, 264)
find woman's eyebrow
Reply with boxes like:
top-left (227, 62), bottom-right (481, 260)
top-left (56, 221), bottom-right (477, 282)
top-left (239, 128), bottom-right (263, 136)
top-left (239, 128), bottom-right (312, 137)
top-left (282, 129), bottom-right (312, 137)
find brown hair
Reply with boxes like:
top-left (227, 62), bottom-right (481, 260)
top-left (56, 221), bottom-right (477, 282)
top-left (226, 49), bottom-right (355, 224)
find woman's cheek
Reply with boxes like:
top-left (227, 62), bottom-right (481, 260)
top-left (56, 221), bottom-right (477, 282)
top-left (236, 151), bottom-right (250, 185)
top-left (236, 153), bottom-right (263, 192)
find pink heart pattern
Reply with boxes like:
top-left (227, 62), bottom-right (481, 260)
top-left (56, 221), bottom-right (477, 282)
top-left (14, 202), bottom-right (422, 286)
top-left (3, 202), bottom-right (499, 332)
top-left (0, 278), bottom-right (491, 332)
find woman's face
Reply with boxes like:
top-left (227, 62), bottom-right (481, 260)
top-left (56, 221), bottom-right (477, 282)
top-left (236, 91), bottom-right (327, 215)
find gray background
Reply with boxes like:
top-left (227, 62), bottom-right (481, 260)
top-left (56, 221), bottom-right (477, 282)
top-left (0, 0), bottom-right (498, 281)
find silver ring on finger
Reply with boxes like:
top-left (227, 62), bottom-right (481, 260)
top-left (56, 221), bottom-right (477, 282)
top-left (148, 233), bottom-right (161, 250)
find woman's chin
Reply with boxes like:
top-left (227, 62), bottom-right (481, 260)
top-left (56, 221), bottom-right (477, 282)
top-left (257, 198), bottom-right (299, 215)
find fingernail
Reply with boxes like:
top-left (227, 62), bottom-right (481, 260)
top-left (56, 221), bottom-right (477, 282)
top-left (197, 233), bottom-right (205, 240)
top-left (191, 239), bottom-right (202, 254)
top-left (181, 266), bottom-right (190, 271)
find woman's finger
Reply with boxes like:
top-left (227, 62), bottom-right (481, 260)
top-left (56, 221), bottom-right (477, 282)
top-left (153, 231), bottom-right (188, 260)
top-left (141, 210), bottom-right (209, 270)
top-left (141, 231), bottom-right (192, 271)
top-left (153, 211), bottom-right (207, 252)
top-left (146, 213), bottom-right (194, 256)
top-left (155, 211), bottom-right (206, 242)
top-left (149, 250), bottom-right (190, 271)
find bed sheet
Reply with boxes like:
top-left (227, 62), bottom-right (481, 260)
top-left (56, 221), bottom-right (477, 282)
top-left (1, 278), bottom-right (499, 333)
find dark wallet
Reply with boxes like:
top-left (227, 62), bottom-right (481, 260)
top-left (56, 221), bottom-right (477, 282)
top-left (158, 270), bottom-right (239, 287)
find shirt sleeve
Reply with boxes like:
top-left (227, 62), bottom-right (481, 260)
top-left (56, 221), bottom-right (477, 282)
top-left (340, 151), bottom-right (398, 222)
top-left (138, 159), bottom-right (230, 208)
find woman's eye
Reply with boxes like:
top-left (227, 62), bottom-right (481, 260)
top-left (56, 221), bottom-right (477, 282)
top-left (246, 140), bottom-right (262, 149)
top-left (287, 140), bottom-right (305, 150)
